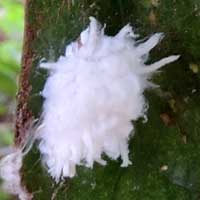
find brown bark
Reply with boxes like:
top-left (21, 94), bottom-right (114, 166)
top-left (15, 0), bottom-right (35, 147)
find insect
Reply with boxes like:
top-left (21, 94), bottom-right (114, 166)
top-left (0, 18), bottom-right (180, 195)
top-left (38, 17), bottom-right (179, 182)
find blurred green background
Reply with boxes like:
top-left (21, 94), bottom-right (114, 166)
top-left (0, 0), bottom-right (24, 199)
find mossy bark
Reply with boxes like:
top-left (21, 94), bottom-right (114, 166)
top-left (17, 0), bottom-right (200, 199)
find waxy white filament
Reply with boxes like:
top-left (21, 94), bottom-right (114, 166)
top-left (38, 17), bottom-right (179, 182)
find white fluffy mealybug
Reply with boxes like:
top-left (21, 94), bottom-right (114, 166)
top-left (38, 17), bottom-right (179, 182)
top-left (0, 129), bottom-right (36, 200)
top-left (0, 150), bottom-right (32, 200)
